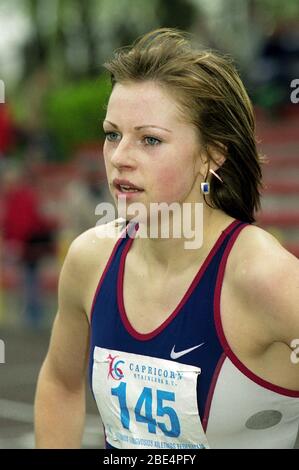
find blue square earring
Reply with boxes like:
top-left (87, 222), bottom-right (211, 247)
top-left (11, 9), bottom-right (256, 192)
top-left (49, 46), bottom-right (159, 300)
top-left (201, 182), bottom-right (210, 194)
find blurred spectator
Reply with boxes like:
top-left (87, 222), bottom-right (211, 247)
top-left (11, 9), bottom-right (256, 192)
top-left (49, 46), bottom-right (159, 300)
top-left (58, 162), bottom-right (111, 240)
top-left (1, 165), bottom-right (57, 328)
top-left (249, 18), bottom-right (299, 113)
top-left (0, 104), bottom-right (16, 158)
top-left (18, 65), bottom-right (58, 162)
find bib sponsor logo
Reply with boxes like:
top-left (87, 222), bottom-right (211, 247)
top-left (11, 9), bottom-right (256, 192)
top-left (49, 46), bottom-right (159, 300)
top-left (107, 354), bottom-right (125, 380)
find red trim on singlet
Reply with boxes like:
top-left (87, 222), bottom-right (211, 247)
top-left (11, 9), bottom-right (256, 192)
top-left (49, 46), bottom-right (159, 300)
top-left (89, 223), bottom-right (128, 325)
top-left (214, 223), bottom-right (299, 398)
top-left (117, 220), bottom-right (240, 341)
top-left (202, 352), bottom-right (226, 432)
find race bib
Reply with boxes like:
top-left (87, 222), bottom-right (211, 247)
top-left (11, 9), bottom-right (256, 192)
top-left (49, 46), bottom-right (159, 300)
top-left (92, 347), bottom-right (210, 449)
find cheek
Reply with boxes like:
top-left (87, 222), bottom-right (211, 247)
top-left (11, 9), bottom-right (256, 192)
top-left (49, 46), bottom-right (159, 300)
top-left (154, 164), bottom-right (193, 201)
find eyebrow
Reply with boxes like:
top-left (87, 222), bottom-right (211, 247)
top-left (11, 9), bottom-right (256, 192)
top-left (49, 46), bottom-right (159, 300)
top-left (103, 120), bottom-right (172, 133)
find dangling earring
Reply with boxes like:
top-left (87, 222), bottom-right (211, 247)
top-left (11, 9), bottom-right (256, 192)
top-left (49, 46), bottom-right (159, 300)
top-left (201, 181), bottom-right (210, 194)
top-left (209, 168), bottom-right (223, 183)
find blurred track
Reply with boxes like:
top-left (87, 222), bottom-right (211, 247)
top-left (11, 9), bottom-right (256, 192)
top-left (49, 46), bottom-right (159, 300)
top-left (0, 327), bottom-right (104, 449)
top-left (257, 111), bottom-right (299, 257)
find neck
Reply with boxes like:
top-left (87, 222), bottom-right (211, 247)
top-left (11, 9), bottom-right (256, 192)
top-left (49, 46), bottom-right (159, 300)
top-left (130, 204), bottom-right (234, 272)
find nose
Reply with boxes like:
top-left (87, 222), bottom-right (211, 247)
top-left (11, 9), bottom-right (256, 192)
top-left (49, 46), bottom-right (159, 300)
top-left (109, 139), bottom-right (137, 171)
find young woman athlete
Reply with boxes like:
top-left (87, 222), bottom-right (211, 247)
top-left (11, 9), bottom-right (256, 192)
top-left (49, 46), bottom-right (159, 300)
top-left (34, 28), bottom-right (299, 449)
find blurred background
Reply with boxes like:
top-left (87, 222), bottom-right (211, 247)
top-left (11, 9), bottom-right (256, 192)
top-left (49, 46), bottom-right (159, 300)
top-left (0, 0), bottom-right (298, 449)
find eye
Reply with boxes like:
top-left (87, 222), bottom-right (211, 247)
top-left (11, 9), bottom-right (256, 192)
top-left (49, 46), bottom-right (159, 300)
top-left (144, 136), bottom-right (161, 146)
top-left (104, 131), bottom-right (120, 142)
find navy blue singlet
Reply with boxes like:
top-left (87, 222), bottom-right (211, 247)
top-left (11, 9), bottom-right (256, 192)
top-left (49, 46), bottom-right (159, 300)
top-left (89, 219), bottom-right (299, 449)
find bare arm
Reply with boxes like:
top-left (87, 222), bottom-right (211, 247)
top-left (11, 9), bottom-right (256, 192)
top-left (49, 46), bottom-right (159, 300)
top-left (34, 236), bottom-right (90, 448)
top-left (232, 226), bottom-right (299, 389)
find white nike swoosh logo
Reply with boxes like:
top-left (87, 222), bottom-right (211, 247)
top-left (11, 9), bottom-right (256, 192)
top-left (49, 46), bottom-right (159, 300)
top-left (170, 342), bottom-right (205, 360)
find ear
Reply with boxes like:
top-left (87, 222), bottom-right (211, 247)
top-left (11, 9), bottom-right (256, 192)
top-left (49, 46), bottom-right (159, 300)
top-left (208, 142), bottom-right (226, 170)
top-left (195, 142), bottom-right (226, 178)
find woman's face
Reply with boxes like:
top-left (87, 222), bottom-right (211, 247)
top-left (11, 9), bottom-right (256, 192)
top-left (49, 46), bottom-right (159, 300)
top-left (103, 81), bottom-right (203, 215)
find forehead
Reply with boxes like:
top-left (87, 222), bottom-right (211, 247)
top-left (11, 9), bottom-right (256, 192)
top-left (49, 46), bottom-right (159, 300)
top-left (106, 81), bottom-right (184, 126)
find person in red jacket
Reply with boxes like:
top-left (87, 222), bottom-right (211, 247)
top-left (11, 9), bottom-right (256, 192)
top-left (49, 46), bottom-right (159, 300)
top-left (1, 166), bottom-right (56, 328)
top-left (0, 104), bottom-right (15, 158)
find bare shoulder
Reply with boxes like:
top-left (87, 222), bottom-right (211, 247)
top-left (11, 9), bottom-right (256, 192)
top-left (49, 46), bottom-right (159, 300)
top-left (228, 224), bottom-right (299, 286)
top-left (60, 218), bottom-right (126, 317)
top-left (227, 224), bottom-right (299, 344)
top-left (68, 218), bottom-right (126, 266)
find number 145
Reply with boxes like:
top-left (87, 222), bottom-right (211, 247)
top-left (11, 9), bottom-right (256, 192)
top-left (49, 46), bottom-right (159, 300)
top-left (111, 382), bottom-right (181, 438)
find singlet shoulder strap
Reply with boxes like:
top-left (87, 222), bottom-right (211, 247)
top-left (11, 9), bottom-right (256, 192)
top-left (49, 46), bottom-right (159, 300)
top-left (222, 219), bottom-right (249, 237)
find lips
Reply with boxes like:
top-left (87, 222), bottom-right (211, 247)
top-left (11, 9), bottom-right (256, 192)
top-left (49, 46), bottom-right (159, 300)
top-left (113, 178), bottom-right (144, 193)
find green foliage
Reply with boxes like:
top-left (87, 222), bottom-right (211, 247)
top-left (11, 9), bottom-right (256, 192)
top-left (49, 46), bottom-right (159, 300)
top-left (44, 74), bottom-right (111, 159)
top-left (252, 83), bottom-right (287, 109)
top-left (255, 0), bottom-right (299, 20)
